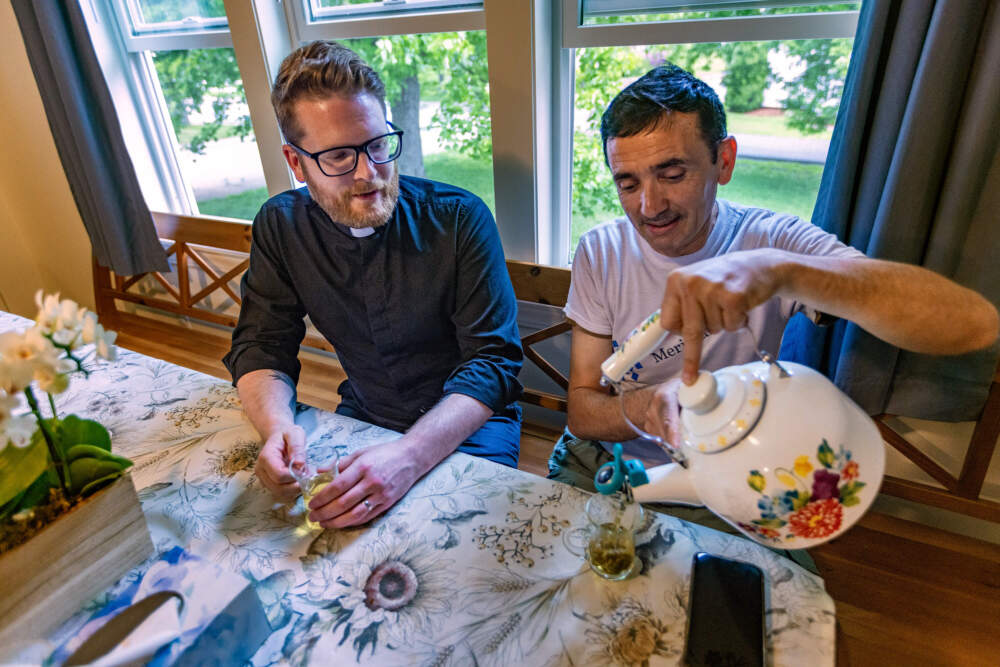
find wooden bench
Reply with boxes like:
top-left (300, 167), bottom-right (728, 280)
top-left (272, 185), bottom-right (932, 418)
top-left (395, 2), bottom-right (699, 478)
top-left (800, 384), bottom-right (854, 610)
top-left (93, 211), bottom-right (1000, 523)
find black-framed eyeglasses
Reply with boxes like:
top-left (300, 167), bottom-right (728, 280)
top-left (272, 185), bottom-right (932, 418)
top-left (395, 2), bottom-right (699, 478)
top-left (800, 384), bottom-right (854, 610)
top-left (288, 121), bottom-right (404, 177)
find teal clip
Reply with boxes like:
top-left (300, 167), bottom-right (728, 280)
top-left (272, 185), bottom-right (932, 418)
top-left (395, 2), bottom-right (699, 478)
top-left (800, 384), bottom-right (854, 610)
top-left (594, 443), bottom-right (649, 496)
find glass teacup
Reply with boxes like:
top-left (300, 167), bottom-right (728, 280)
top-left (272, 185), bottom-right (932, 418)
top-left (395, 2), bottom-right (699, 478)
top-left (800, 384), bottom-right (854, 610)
top-left (289, 449), bottom-right (339, 531)
top-left (584, 493), bottom-right (644, 580)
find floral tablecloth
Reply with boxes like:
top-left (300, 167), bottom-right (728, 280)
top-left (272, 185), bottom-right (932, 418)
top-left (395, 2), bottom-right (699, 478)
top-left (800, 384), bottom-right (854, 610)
top-left (1, 311), bottom-right (835, 666)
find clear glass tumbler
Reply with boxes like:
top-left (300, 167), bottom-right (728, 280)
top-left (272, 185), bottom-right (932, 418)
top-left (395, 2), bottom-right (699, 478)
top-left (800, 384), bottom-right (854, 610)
top-left (289, 448), bottom-right (339, 531)
top-left (584, 493), bottom-right (644, 580)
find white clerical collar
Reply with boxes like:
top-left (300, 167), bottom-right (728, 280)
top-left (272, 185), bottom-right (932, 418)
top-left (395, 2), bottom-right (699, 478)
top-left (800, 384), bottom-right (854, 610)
top-left (349, 226), bottom-right (376, 238)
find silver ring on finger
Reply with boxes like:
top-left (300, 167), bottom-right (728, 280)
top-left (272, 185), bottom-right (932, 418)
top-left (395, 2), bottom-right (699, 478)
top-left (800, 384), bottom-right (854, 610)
top-left (362, 499), bottom-right (373, 511)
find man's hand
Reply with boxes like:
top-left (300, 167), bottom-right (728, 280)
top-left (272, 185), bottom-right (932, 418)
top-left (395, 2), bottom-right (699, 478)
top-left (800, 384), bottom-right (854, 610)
top-left (660, 249), bottom-right (782, 384)
top-left (237, 369), bottom-right (306, 502)
top-left (645, 378), bottom-right (682, 451)
top-left (307, 438), bottom-right (424, 529)
top-left (254, 424), bottom-right (306, 501)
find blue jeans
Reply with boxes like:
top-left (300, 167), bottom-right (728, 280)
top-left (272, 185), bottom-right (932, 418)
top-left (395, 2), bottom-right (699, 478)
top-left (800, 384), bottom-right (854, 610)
top-left (335, 399), bottom-right (520, 468)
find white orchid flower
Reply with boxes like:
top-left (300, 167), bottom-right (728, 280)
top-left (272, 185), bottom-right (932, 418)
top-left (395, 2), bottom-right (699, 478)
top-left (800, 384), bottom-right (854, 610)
top-left (96, 327), bottom-right (118, 362)
top-left (24, 328), bottom-right (61, 368)
top-left (34, 363), bottom-right (71, 395)
top-left (3, 414), bottom-right (37, 448)
top-left (0, 392), bottom-right (19, 424)
top-left (55, 297), bottom-right (82, 331)
top-left (0, 332), bottom-right (37, 393)
top-left (51, 326), bottom-right (80, 349)
top-left (34, 291), bottom-right (61, 333)
top-left (80, 311), bottom-right (99, 344)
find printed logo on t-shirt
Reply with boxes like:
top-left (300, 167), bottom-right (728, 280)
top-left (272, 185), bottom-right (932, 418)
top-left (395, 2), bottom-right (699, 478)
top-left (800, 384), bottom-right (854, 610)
top-left (611, 331), bottom-right (711, 381)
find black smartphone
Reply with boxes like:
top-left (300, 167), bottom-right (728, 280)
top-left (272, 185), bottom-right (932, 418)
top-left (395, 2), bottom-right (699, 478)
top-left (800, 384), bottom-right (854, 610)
top-left (683, 552), bottom-right (766, 667)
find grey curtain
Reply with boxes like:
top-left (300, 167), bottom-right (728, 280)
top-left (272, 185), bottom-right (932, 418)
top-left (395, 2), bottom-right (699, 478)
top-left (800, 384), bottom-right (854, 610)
top-left (780, 0), bottom-right (1000, 420)
top-left (11, 0), bottom-right (168, 275)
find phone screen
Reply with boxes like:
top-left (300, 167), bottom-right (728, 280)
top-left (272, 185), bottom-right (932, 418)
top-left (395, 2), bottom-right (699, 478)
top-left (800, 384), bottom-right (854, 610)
top-left (684, 552), bottom-right (765, 667)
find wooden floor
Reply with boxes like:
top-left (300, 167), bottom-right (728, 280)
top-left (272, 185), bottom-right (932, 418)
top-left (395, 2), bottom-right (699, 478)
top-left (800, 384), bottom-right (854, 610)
top-left (116, 327), bottom-right (1000, 666)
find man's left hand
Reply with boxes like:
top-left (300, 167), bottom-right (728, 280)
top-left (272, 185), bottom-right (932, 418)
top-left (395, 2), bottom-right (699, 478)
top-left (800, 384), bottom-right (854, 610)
top-left (660, 249), bottom-right (783, 385)
top-left (306, 438), bottom-right (424, 529)
top-left (645, 378), bottom-right (682, 450)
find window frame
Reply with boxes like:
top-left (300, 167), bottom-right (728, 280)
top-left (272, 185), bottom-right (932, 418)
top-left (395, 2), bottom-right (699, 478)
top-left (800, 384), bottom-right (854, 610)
top-left (563, 0), bottom-right (859, 47)
top-left (558, 0), bottom-right (859, 263)
top-left (307, 0), bottom-right (483, 22)
top-left (109, 0), bottom-right (233, 51)
top-left (285, 0), bottom-right (485, 41)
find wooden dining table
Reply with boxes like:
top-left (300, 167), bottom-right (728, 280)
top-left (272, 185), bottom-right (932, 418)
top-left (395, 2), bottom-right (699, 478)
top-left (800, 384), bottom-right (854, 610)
top-left (2, 310), bottom-right (836, 666)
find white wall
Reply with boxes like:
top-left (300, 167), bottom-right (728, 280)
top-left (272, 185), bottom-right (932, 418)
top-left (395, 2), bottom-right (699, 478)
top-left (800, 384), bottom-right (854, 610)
top-left (0, 2), bottom-right (95, 316)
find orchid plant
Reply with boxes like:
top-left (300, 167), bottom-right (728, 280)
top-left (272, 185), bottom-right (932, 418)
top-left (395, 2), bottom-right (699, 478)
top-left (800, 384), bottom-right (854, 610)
top-left (0, 292), bottom-right (131, 533)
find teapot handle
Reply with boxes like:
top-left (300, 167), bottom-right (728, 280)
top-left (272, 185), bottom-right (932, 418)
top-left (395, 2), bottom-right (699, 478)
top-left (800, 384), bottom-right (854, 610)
top-left (614, 381), bottom-right (689, 467)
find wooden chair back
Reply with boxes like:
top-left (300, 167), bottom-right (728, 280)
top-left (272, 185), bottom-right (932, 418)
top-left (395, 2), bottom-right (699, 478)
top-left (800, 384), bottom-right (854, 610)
top-left (875, 360), bottom-right (1000, 523)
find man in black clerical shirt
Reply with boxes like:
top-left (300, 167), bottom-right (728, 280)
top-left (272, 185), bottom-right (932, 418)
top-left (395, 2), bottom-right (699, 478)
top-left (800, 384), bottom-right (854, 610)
top-left (224, 41), bottom-right (522, 529)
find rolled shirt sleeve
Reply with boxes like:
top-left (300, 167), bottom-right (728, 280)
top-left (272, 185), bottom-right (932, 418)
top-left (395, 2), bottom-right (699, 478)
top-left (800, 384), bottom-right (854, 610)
top-left (223, 206), bottom-right (307, 386)
top-left (442, 198), bottom-right (523, 412)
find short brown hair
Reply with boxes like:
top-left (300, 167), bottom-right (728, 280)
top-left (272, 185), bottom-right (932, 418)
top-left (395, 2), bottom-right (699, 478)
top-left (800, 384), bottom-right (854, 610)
top-left (271, 41), bottom-right (387, 144)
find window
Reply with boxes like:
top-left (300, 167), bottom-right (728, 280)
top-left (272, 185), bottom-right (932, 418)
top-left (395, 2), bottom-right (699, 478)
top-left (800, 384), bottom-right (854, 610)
top-left (118, 0), bottom-right (227, 38)
top-left (564, 2), bottom-right (861, 256)
top-left (87, 1), bottom-right (270, 220)
top-left (151, 46), bottom-right (269, 220)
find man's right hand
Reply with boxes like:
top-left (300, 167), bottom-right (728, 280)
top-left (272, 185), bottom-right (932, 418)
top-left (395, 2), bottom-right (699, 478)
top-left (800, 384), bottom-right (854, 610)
top-left (254, 424), bottom-right (306, 501)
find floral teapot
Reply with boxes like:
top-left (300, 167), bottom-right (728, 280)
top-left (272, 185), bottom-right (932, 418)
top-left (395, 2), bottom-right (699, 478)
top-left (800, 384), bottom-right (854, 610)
top-left (599, 311), bottom-right (885, 549)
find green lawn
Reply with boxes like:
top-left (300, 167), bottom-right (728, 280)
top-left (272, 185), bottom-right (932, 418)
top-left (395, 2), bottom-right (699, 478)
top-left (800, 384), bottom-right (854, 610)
top-left (424, 153), bottom-right (496, 214)
top-left (721, 157), bottom-right (824, 219)
top-left (571, 157), bottom-right (823, 251)
top-left (197, 187), bottom-right (267, 220)
top-left (727, 111), bottom-right (833, 140)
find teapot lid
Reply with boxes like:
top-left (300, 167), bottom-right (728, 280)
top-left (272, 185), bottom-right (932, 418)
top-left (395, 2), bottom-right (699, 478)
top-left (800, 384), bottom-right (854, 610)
top-left (678, 366), bottom-right (765, 453)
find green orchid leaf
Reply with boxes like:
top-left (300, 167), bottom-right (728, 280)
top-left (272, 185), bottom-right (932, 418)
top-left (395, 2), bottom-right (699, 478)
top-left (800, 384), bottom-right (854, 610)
top-left (754, 517), bottom-right (787, 529)
top-left (66, 444), bottom-right (132, 468)
top-left (78, 470), bottom-right (126, 496)
top-left (0, 488), bottom-right (28, 523)
top-left (0, 470), bottom-right (54, 522)
top-left (0, 437), bottom-right (50, 508)
top-left (68, 457), bottom-right (126, 494)
top-left (842, 494), bottom-right (861, 507)
top-left (817, 439), bottom-right (835, 468)
top-left (58, 415), bottom-right (112, 454)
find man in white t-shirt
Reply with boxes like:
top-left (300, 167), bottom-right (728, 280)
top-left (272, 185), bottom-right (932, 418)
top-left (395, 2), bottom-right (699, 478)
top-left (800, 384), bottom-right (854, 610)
top-left (549, 65), bottom-right (999, 531)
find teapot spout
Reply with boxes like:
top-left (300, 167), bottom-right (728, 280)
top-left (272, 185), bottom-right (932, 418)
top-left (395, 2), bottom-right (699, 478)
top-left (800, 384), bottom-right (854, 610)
top-left (632, 463), bottom-right (702, 507)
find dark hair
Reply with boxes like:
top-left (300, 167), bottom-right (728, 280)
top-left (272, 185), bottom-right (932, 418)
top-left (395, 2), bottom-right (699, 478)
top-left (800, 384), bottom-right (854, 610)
top-left (271, 41), bottom-right (387, 144)
top-left (600, 64), bottom-right (727, 164)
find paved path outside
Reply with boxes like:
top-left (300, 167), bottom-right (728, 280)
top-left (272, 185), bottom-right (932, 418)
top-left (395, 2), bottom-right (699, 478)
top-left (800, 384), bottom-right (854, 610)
top-left (179, 136), bottom-right (268, 201)
top-left (734, 132), bottom-right (828, 163)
